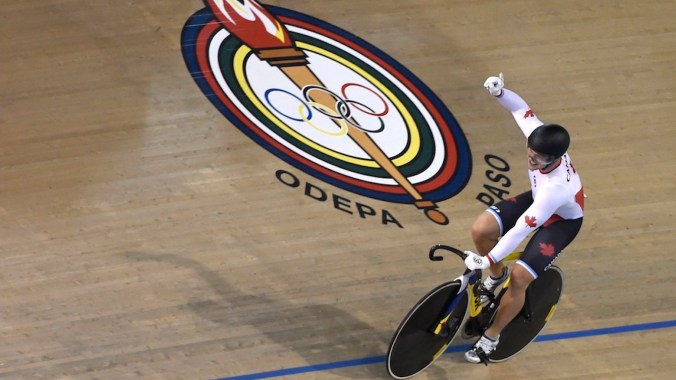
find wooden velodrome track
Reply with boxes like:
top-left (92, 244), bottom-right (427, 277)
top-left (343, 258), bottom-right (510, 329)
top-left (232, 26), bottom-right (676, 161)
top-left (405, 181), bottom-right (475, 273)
top-left (2, 0), bottom-right (675, 379)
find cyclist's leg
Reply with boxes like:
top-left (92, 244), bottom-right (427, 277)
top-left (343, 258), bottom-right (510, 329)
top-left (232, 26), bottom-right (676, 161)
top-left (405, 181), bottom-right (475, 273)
top-left (484, 217), bottom-right (583, 339)
top-left (516, 216), bottom-right (584, 277)
top-left (483, 265), bottom-right (534, 339)
top-left (471, 211), bottom-right (503, 278)
top-left (472, 191), bottom-right (533, 278)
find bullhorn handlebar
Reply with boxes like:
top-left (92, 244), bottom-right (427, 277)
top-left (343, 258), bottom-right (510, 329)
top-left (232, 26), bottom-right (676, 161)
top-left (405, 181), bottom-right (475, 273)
top-left (428, 244), bottom-right (467, 262)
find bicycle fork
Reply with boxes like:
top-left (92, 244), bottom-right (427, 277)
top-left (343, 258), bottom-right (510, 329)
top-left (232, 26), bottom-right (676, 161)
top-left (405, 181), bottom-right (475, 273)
top-left (430, 269), bottom-right (481, 337)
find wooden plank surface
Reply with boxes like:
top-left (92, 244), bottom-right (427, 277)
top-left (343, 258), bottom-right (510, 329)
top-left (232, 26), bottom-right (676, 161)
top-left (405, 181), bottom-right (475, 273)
top-left (1, 0), bottom-right (674, 379)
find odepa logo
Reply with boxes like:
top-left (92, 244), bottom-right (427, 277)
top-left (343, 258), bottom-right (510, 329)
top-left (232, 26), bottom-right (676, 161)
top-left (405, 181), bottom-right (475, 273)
top-left (181, 0), bottom-right (472, 225)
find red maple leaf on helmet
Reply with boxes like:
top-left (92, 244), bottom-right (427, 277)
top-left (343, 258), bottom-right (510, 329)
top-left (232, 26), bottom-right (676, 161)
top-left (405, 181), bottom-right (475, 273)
top-left (540, 243), bottom-right (556, 257)
top-left (524, 215), bottom-right (537, 227)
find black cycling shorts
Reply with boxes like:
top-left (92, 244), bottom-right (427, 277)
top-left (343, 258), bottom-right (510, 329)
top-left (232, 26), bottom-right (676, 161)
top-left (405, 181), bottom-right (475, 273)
top-left (488, 191), bottom-right (583, 278)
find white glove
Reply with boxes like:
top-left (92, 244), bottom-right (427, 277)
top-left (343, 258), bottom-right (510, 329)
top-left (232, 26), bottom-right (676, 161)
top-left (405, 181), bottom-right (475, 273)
top-left (464, 251), bottom-right (491, 270)
top-left (483, 72), bottom-right (504, 96)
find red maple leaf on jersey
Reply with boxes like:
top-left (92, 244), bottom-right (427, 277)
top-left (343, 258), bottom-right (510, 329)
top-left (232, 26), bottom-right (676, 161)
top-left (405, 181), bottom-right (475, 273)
top-left (524, 109), bottom-right (535, 119)
top-left (524, 215), bottom-right (537, 227)
top-left (508, 197), bottom-right (518, 203)
top-left (540, 243), bottom-right (556, 257)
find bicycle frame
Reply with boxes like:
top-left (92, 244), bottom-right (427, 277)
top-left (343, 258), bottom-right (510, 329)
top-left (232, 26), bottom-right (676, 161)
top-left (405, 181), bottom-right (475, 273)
top-left (427, 245), bottom-right (523, 338)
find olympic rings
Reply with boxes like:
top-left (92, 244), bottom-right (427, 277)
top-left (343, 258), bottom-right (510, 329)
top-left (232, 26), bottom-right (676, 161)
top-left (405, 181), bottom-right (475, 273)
top-left (265, 83), bottom-right (390, 135)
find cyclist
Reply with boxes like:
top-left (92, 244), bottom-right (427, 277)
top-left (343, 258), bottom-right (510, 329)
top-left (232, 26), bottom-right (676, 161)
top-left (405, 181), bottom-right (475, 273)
top-left (463, 73), bottom-right (585, 363)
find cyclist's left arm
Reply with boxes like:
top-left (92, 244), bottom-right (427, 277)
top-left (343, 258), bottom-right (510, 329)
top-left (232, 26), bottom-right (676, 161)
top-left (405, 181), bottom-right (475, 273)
top-left (487, 185), bottom-right (567, 265)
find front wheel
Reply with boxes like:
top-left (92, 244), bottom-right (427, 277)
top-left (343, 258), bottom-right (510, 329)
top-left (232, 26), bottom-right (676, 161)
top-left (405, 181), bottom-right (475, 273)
top-left (386, 281), bottom-right (468, 379)
top-left (489, 265), bottom-right (564, 362)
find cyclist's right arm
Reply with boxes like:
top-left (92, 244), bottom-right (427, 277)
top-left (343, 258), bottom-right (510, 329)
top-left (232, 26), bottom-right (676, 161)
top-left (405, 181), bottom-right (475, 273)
top-left (486, 183), bottom-right (568, 265)
top-left (496, 88), bottom-right (543, 138)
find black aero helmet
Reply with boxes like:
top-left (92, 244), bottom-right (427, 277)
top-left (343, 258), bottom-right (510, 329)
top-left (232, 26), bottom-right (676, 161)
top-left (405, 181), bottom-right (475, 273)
top-left (527, 124), bottom-right (570, 158)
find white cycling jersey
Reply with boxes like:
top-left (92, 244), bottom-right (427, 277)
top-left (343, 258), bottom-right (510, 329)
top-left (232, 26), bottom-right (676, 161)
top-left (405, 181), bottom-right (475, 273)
top-left (487, 89), bottom-right (585, 265)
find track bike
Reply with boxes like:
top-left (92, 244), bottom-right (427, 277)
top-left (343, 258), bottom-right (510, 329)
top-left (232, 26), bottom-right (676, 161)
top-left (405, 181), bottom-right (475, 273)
top-left (386, 244), bottom-right (563, 378)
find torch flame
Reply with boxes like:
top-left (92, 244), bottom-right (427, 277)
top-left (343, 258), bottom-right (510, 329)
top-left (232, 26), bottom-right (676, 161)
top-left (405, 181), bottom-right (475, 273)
top-left (211, 0), bottom-right (285, 43)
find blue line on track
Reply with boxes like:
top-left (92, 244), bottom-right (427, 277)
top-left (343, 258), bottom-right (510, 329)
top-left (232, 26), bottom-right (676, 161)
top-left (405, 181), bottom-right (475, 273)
top-left (214, 319), bottom-right (676, 380)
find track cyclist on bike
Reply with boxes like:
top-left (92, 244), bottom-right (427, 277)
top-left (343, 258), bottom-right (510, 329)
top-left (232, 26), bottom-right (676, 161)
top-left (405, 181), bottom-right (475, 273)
top-left (463, 73), bottom-right (585, 364)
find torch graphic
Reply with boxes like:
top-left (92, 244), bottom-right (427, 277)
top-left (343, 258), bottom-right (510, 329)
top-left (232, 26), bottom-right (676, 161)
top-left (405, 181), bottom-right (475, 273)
top-left (204, 0), bottom-right (449, 225)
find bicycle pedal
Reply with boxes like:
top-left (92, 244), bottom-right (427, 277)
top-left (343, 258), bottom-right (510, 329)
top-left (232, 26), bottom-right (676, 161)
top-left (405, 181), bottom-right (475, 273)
top-left (476, 286), bottom-right (494, 299)
top-left (477, 349), bottom-right (490, 366)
